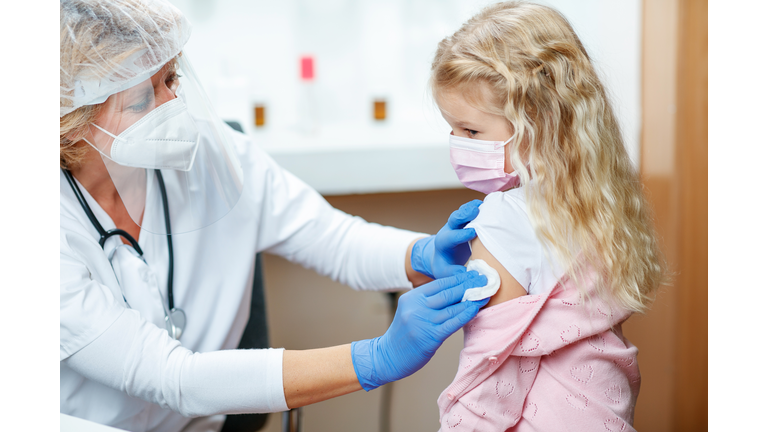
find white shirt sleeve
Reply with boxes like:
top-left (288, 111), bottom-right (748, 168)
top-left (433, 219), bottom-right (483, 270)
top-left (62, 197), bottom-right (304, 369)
top-left (240, 138), bottom-right (424, 291)
top-left (63, 308), bottom-right (288, 416)
top-left (466, 190), bottom-right (563, 295)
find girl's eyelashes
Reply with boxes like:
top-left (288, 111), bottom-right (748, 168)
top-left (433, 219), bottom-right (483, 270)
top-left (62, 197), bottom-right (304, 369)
top-left (466, 129), bottom-right (479, 137)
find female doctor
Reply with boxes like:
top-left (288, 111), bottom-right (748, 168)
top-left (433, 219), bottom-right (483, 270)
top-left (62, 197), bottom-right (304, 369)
top-left (59, 1), bottom-right (488, 431)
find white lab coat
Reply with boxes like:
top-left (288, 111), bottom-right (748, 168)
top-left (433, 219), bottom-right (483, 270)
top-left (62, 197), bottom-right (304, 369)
top-left (60, 127), bottom-right (423, 432)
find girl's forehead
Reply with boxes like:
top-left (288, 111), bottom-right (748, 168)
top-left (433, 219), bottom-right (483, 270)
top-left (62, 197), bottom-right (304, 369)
top-left (437, 88), bottom-right (500, 125)
top-left (435, 89), bottom-right (465, 111)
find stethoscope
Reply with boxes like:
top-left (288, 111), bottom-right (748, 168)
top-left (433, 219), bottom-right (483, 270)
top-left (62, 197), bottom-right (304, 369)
top-left (63, 169), bottom-right (186, 340)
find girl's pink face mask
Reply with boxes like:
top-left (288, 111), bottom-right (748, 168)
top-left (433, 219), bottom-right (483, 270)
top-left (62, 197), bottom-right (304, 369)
top-left (448, 134), bottom-right (520, 194)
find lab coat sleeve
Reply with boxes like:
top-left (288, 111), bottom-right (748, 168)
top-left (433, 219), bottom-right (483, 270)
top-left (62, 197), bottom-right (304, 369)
top-left (63, 306), bottom-right (289, 416)
top-left (61, 212), bottom-right (288, 415)
top-left (240, 135), bottom-right (426, 291)
top-left (60, 226), bottom-right (127, 360)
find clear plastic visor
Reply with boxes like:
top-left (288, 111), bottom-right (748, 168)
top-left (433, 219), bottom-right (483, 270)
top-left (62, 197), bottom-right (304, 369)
top-left (83, 53), bottom-right (243, 235)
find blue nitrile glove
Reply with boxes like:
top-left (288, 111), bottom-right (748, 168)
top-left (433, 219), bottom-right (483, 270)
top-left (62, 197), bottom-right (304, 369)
top-left (351, 270), bottom-right (490, 391)
top-left (411, 199), bottom-right (483, 279)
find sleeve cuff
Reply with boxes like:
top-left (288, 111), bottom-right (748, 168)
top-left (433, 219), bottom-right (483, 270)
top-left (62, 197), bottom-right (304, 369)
top-left (265, 348), bottom-right (289, 412)
top-left (381, 229), bottom-right (428, 291)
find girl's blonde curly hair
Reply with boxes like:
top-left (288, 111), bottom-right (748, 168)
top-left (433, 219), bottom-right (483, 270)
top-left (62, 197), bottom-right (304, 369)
top-left (431, 1), bottom-right (665, 313)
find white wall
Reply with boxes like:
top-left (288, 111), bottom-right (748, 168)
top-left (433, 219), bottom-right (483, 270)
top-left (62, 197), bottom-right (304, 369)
top-left (169, 0), bottom-right (641, 171)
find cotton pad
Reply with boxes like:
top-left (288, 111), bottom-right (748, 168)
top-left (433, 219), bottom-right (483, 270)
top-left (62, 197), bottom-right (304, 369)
top-left (461, 259), bottom-right (501, 302)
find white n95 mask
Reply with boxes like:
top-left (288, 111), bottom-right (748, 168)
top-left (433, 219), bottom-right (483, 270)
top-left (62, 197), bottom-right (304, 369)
top-left (88, 96), bottom-right (201, 171)
top-left (449, 134), bottom-right (520, 194)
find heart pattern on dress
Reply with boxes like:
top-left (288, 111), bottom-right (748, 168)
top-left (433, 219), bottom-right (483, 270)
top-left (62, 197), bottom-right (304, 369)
top-left (502, 409), bottom-right (520, 421)
top-left (447, 413), bottom-right (462, 428)
top-left (596, 306), bottom-right (612, 318)
top-left (560, 325), bottom-right (581, 343)
top-left (462, 355), bottom-right (473, 370)
top-left (517, 295), bottom-right (541, 304)
top-left (517, 332), bottom-right (541, 353)
top-left (605, 384), bottom-right (622, 404)
top-left (495, 380), bottom-right (515, 398)
top-left (570, 364), bottom-right (594, 384)
top-left (588, 334), bottom-right (605, 352)
top-left (518, 357), bottom-right (538, 373)
top-left (523, 402), bottom-right (538, 420)
top-left (604, 417), bottom-right (626, 431)
top-left (613, 357), bottom-right (635, 368)
top-left (566, 393), bottom-right (589, 410)
top-left (466, 403), bottom-right (487, 417)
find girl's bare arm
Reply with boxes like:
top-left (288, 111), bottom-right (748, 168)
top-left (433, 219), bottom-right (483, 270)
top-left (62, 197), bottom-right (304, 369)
top-left (468, 237), bottom-right (527, 308)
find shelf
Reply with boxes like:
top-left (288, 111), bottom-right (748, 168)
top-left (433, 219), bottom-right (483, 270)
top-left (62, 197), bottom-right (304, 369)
top-left (251, 123), bottom-right (463, 196)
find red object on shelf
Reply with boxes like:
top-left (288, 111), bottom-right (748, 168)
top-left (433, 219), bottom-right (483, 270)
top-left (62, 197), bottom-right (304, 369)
top-left (300, 56), bottom-right (314, 81)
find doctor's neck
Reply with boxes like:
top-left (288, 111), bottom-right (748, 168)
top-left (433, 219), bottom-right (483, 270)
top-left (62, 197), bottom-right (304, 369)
top-left (70, 141), bottom-right (143, 241)
top-left (69, 142), bottom-right (124, 206)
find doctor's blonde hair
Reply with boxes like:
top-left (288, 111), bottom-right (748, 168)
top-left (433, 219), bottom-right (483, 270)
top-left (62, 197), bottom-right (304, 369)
top-left (431, 1), bottom-right (665, 312)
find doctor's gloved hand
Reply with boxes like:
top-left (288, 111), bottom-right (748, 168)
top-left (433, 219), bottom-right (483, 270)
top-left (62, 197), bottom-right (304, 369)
top-left (411, 199), bottom-right (483, 280)
top-left (351, 271), bottom-right (489, 391)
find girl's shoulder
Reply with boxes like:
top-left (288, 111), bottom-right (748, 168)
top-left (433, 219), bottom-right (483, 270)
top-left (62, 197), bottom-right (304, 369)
top-left (479, 188), bottom-right (530, 220)
top-left (471, 187), bottom-right (565, 296)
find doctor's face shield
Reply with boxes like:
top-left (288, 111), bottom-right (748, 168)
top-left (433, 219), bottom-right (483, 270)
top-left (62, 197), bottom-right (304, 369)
top-left (60, 0), bottom-right (243, 234)
top-left (82, 55), bottom-right (244, 235)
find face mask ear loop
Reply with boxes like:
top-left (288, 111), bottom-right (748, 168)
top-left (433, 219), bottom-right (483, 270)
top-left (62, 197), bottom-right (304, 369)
top-left (500, 133), bottom-right (516, 170)
top-left (82, 124), bottom-right (121, 163)
top-left (495, 134), bottom-right (516, 151)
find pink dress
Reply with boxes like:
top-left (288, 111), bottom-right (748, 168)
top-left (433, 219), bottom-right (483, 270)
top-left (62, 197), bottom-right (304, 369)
top-left (437, 273), bottom-right (639, 431)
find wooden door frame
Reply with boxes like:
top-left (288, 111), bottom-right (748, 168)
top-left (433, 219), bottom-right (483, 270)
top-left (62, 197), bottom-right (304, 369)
top-left (628, 0), bottom-right (707, 431)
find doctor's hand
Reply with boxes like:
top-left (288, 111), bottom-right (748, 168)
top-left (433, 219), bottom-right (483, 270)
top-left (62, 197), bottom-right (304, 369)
top-left (411, 199), bottom-right (483, 280)
top-left (351, 270), bottom-right (489, 391)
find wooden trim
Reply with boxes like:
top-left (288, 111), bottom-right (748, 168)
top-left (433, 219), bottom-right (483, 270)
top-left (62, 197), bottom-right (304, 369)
top-left (626, 0), bottom-right (680, 430)
top-left (629, 0), bottom-right (708, 430)
top-left (673, 0), bottom-right (708, 430)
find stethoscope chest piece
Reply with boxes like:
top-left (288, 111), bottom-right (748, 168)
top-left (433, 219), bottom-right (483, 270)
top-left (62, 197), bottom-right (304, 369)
top-left (166, 308), bottom-right (187, 340)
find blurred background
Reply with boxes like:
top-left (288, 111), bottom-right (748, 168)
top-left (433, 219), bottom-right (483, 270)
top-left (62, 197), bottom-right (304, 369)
top-left (168, 0), bottom-right (707, 431)
top-left (169, 0), bottom-right (641, 195)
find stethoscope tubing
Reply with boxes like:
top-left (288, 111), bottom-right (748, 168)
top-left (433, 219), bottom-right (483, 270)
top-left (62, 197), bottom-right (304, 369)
top-left (63, 169), bottom-right (145, 254)
top-left (154, 169), bottom-right (175, 310)
top-left (63, 168), bottom-right (177, 319)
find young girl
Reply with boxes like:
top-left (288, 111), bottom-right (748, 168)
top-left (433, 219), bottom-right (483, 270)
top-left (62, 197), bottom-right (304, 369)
top-left (430, 2), bottom-right (665, 431)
